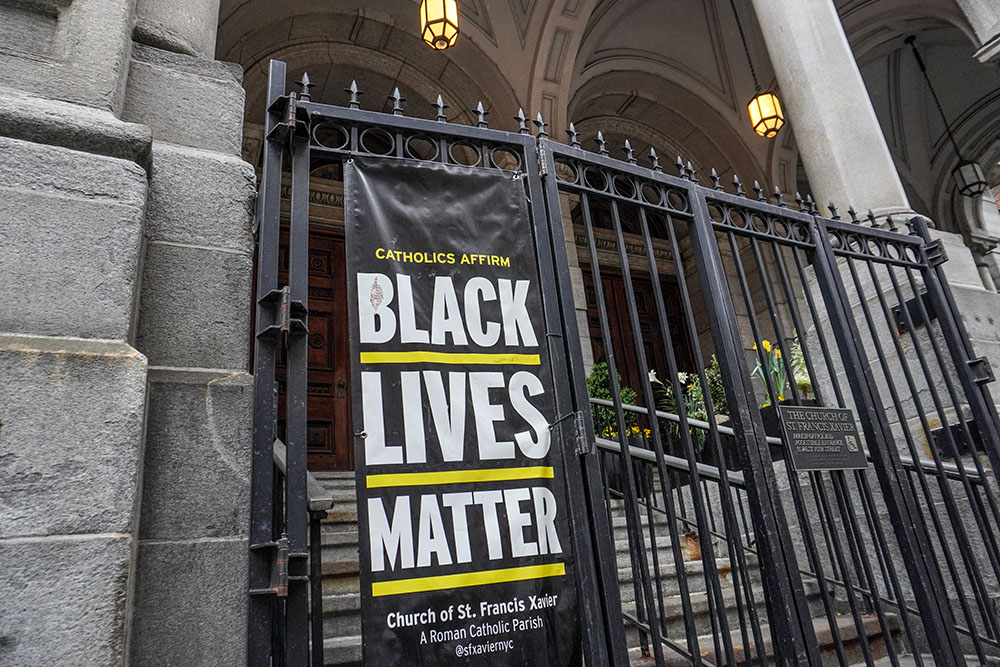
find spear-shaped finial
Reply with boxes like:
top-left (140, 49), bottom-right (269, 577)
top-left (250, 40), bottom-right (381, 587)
top-left (514, 108), bottom-right (530, 134)
top-left (532, 112), bottom-right (549, 138)
top-left (474, 101), bottom-right (489, 128)
top-left (774, 186), bottom-right (786, 207)
top-left (566, 122), bottom-right (581, 148)
top-left (886, 215), bottom-right (897, 232)
top-left (596, 131), bottom-right (609, 156)
top-left (733, 174), bottom-right (746, 197)
top-left (828, 201), bottom-right (840, 220)
top-left (906, 217), bottom-right (920, 235)
top-left (867, 209), bottom-right (878, 227)
top-left (848, 206), bottom-right (859, 223)
top-left (794, 192), bottom-right (805, 211)
top-left (753, 180), bottom-right (766, 202)
top-left (710, 168), bottom-right (722, 190)
top-left (686, 161), bottom-right (697, 183)
top-left (433, 95), bottom-right (449, 122)
top-left (345, 80), bottom-right (363, 109)
top-left (675, 156), bottom-right (686, 178)
top-left (648, 147), bottom-right (662, 172)
top-left (805, 195), bottom-right (818, 215)
top-left (623, 139), bottom-right (636, 164)
top-left (388, 88), bottom-right (405, 116)
top-left (296, 72), bottom-right (315, 101)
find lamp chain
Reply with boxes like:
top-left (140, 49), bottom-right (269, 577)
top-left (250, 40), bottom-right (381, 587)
top-left (729, 0), bottom-right (760, 91)
top-left (906, 36), bottom-right (964, 159)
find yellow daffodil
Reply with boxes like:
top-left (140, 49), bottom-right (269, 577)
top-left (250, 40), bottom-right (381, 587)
top-left (762, 340), bottom-right (772, 353)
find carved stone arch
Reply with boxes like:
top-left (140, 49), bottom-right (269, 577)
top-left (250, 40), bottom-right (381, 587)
top-left (218, 3), bottom-right (522, 130)
top-left (838, 0), bottom-right (976, 55)
top-left (568, 70), bottom-right (768, 187)
top-left (839, 6), bottom-right (1000, 234)
top-left (524, 0), bottom-right (602, 137)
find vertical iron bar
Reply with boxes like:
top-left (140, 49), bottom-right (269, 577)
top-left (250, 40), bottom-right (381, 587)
top-left (249, 59), bottom-right (287, 667)
top-left (849, 255), bottom-right (992, 658)
top-left (659, 209), bottom-right (769, 666)
top-left (722, 229), bottom-right (848, 665)
top-left (810, 217), bottom-right (965, 666)
top-left (536, 140), bottom-right (624, 666)
top-left (688, 193), bottom-right (821, 665)
top-left (284, 110), bottom-right (311, 666)
top-left (578, 189), bottom-right (665, 665)
top-left (911, 217), bottom-right (1000, 453)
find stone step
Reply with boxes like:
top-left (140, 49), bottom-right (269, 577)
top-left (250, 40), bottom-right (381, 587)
top-left (626, 613), bottom-right (901, 666)
top-left (322, 593), bottom-right (362, 637)
top-left (322, 635), bottom-right (362, 667)
top-left (321, 506), bottom-right (358, 528)
top-left (322, 558), bottom-right (360, 595)
top-left (617, 555), bottom-right (761, 601)
top-left (622, 577), bottom-right (822, 644)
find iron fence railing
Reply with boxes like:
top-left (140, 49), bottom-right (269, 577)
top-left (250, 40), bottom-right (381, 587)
top-left (251, 59), bottom-right (1000, 666)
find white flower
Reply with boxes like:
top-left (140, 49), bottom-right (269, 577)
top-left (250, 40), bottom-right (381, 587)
top-left (677, 372), bottom-right (689, 383)
top-left (648, 369), bottom-right (658, 383)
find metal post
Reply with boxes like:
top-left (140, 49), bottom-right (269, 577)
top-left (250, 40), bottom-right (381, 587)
top-left (284, 94), bottom-right (312, 666)
top-left (248, 59), bottom-right (287, 667)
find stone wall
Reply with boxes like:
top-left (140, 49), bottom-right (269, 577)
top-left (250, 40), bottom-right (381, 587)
top-left (0, 0), bottom-right (255, 664)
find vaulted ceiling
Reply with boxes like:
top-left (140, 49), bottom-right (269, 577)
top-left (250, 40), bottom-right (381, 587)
top-left (217, 0), bottom-right (1000, 234)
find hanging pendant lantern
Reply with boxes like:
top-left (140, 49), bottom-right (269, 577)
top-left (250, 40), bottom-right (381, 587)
top-left (728, 0), bottom-right (783, 139)
top-left (748, 90), bottom-right (784, 138)
top-left (907, 36), bottom-right (989, 200)
top-left (420, 0), bottom-right (459, 50)
top-left (953, 159), bottom-right (989, 198)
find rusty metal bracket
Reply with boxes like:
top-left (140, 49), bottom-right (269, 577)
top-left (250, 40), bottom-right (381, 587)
top-left (925, 238), bottom-right (948, 267)
top-left (968, 356), bottom-right (994, 385)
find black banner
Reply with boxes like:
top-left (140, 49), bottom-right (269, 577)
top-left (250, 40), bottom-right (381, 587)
top-left (344, 156), bottom-right (579, 666)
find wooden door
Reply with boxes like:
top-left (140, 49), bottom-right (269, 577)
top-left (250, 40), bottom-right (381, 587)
top-left (583, 268), bottom-right (693, 394)
top-left (277, 228), bottom-right (353, 470)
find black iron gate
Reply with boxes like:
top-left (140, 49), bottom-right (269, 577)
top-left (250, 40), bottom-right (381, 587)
top-left (250, 60), bottom-right (1000, 666)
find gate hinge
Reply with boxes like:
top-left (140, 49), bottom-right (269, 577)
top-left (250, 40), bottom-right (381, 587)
top-left (277, 286), bottom-right (308, 336)
top-left (925, 239), bottom-right (948, 267)
top-left (968, 356), bottom-right (994, 385)
top-left (537, 143), bottom-right (548, 178)
top-left (570, 411), bottom-right (592, 456)
top-left (248, 534), bottom-right (289, 597)
top-left (549, 410), bottom-right (592, 455)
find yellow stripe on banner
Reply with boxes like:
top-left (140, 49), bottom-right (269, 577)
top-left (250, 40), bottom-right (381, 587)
top-left (366, 466), bottom-right (554, 489)
top-left (358, 351), bottom-right (540, 365)
top-left (372, 563), bottom-right (566, 597)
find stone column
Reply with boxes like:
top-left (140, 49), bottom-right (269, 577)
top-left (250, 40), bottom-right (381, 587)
top-left (748, 0), bottom-right (910, 217)
top-left (136, 0), bottom-right (222, 57)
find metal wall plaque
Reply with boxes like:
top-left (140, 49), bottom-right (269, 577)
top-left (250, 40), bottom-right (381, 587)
top-left (778, 406), bottom-right (868, 471)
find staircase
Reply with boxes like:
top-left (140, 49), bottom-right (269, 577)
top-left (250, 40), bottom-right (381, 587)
top-left (314, 472), bottom-right (362, 666)
top-left (313, 474), bottom-right (900, 666)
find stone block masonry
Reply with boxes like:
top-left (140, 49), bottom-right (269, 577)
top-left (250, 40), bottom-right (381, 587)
top-left (0, 0), bottom-right (257, 662)
top-left (0, 335), bottom-right (148, 665)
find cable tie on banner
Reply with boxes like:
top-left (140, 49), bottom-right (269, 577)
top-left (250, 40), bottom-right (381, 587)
top-left (548, 411), bottom-right (578, 431)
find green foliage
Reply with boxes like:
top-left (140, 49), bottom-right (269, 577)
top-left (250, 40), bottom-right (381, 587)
top-left (648, 355), bottom-right (728, 452)
top-left (750, 339), bottom-right (787, 406)
top-left (703, 355), bottom-right (727, 415)
top-left (586, 362), bottom-right (639, 432)
top-left (790, 338), bottom-right (813, 397)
